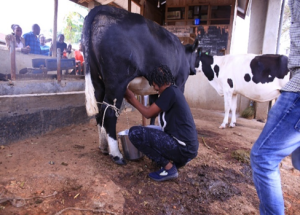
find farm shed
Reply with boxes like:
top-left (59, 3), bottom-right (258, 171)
top-left (0, 0), bottom-right (285, 144)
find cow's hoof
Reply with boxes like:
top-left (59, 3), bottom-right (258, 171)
top-left (229, 123), bottom-right (236, 128)
top-left (112, 156), bottom-right (127, 165)
top-left (219, 125), bottom-right (226, 129)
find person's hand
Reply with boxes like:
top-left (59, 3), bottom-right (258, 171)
top-left (21, 46), bottom-right (30, 54)
top-left (124, 88), bottom-right (135, 102)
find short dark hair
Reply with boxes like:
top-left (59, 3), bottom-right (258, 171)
top-left (148, 65), bottom-right (175, 87)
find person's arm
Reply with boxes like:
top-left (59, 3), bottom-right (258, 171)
top-left (124, 88), bottom-right (161, 119)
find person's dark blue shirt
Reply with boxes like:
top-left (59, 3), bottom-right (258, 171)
top-left (155, 85), bottom-right (199, 159)
top-left (23, 32), bottom-right (41, 55)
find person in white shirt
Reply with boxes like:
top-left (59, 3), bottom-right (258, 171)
top-left (5, 24), bottom-right (30, 54)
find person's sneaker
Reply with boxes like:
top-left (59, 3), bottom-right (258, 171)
top-left (148, 165), bottom-right (178, 182)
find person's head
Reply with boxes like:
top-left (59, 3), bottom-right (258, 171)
top-left (58, 34), bottom-right (65, 43)
top-left (32, 24), bottom-right (40, 36)
top-left (67, 44), bottom-right (72, 53)
top-left (79, 43), bottom-right (83, 51)
top-left (40, 35), bottom-right (46, 45)
top-left (11, 24), bottom-right (22, 38)
top-left (148, 65), bottom-right (175, 93)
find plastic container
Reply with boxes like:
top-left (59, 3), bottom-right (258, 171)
top-left (194, 18), bottom-right (200, 25)
top-left (118, 129), bottom-right (143, 160)
top-left (146, 125), bottom-right (162, 130)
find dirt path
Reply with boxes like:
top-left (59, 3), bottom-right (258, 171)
top-left (0, 108), bottom-right (299, 215)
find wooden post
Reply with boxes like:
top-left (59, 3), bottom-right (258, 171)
top-left (52, 0), bottom-right (58, 57)
top-left (128, 0), bottom-right (131, 12)
top-left (10, 36), bottom-right (16, 81)
top-left (83, 62), bottom-right (86, 76)
top-left (57, 48), bottom-right (61, 83)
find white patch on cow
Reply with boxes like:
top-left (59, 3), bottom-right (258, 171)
top-left (195, 61), bottom-right (202, 73)
top-left (85, 73), bottom-right (99, 116)
top-left (107, 135), bottom-right (123, 158)
top-left (98, 125), bottom-right (108, 153)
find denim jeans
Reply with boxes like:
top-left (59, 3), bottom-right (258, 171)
top-left (128, 126), bottom-right (190, 167)
top-left (250, 92), bottom-right (300, 215)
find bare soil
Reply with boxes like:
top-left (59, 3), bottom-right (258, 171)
top-left (0, 108), bottom-right (299, 215)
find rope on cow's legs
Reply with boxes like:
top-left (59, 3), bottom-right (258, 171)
top-left (97, 98), bottom-right (120, 134)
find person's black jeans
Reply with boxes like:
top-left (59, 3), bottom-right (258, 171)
top-left (128, 126), bottom-right (190, 167)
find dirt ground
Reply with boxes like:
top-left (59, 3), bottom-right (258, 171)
top-left (0, 108), bottom-right (299, 215)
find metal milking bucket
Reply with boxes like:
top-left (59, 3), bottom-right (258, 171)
top-left (118, 129), bottom-right (143, 160)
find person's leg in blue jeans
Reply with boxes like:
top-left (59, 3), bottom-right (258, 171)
top-left (250, 92), bottom-right (300, 215)
top-left (128, 126), bottom-right (188, 168)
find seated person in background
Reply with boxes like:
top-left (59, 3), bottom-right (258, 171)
top-left (5, 24), bottom-right (30, 54)
top-left (74, 43), bottom-right (84, 75)
top-left (124, 65), bottom-right (199, 182)
top-left (23, 24), bottom-right (41, 55)
top-left (66, 43), bottom-right (74, 59)
top-left (40, 35), bottom-right (50, 56)
top-left (50, 34), bottom-right (67, 58)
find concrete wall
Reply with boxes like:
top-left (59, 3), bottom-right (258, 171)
top-left (0, 92), bottom-right (89, 145)
top-left (0, 79), bottom-right (84, 96)
top-left (184, 72), bottom-right (225, 111)
top-left (0, 46), bottom-right (54, 74)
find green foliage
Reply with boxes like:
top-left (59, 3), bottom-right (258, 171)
top-left (62, 11), bottom-right (85, 45)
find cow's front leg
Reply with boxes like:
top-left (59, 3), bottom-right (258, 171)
top-left (229, 94), bottom-right (238, 128)
top-left (220, 91), bottom-right (232, 128)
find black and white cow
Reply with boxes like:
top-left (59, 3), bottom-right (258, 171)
top-left (82, 5), bottom-right (199, 165)
top-left (196, 51), bottom-right (290, 128)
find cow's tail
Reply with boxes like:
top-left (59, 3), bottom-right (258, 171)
top-left (85, 73), bottom-right (99, 116)
top-left (83, 6), bottom-right (107, 116)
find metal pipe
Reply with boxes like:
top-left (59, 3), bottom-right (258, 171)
top-left (141, 96), bottom-right (147, 126)
top-left (276, 0), bottom-right (285, 54)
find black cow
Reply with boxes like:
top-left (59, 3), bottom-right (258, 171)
top-left (82, 5), bottom-right (199, 165)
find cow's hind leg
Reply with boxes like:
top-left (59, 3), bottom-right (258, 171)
top-left (229, 94), bottom-right (238, 128)
top-left (91, 76), bottom-right (110, 154)
top-left (220, 91), bottom-right (233, 128)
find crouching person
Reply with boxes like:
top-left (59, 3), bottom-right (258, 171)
top-left (124, 65), bottom-right (199, 182)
